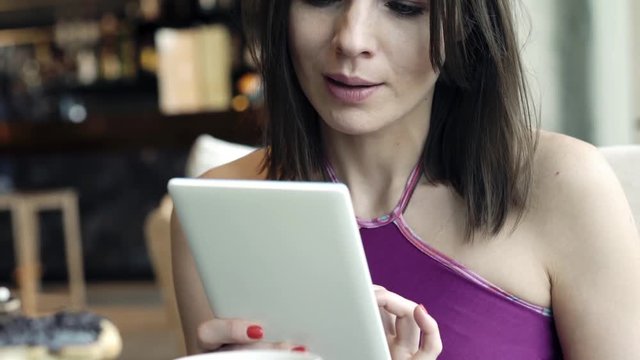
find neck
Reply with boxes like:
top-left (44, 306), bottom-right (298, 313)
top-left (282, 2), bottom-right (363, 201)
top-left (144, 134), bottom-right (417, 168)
top-left (324, 128), bottom-right (425, 183)
top-left (322, 100), bottom-right (431, 217)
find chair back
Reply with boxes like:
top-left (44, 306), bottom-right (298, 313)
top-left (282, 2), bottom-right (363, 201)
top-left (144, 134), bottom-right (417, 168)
top-left (599, 145), bottom-right (640, 230)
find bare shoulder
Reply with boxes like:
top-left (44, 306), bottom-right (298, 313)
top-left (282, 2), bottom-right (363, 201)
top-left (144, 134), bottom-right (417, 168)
top-left (529, 129), bottom-right (635, 231)
top-left (199, 148), bottom-right (269, 181)
top-left (528, 129), bottom-right (639, 263)
top-left (530, 130), bottom-right (621, 217)
top-left (532, 130), bottom-right (609, 184)
top-left (527, 133), bottom-right (640, 359)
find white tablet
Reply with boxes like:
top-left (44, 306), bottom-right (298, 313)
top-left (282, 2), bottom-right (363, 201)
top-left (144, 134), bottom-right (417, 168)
top-left (168, 178), bottom-right (391, 360)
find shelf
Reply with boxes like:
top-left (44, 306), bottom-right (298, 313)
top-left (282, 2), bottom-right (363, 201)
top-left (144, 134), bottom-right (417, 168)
top-left (0, 109), bottom-right (264, 154)
top-left (59, 77), bottom-right (159, 94)
top-left (0, 0), bottom-right (131, 30)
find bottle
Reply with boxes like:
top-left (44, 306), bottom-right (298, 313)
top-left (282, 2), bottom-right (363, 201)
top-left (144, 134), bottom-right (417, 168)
top-left (139, 0), bottom-right (162, 22)
top-left (99, 13), bottom-right (123, 81)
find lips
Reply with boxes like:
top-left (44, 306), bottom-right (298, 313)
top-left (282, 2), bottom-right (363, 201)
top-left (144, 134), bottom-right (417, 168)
top-left (325, 74), bottom-right (380, 86)
top-left (324, 74), bottom-right (383, 104)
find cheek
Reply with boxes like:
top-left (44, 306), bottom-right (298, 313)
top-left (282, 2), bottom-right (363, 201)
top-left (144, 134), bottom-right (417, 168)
top-left (384, 26), bottom-right (433, 80)
top-left (392, 55), bottom-right (435, 100)
top-left (288, 7), bottom-right (329, 67)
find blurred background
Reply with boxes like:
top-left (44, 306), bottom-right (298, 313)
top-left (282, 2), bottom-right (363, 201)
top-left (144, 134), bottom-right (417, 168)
top-left (0, 0), bottom-right (637, 359)
top-left (519, 0), bottom-right (639, 145)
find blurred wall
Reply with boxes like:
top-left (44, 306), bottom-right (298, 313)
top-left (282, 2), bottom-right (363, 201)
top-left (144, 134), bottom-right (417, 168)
top-left (634, 0), bottom-right (640, 143)
top-left (517, 0), bottom-right (561, 133)
top-left (519, 0), bottom-right (637, 145)
top-left (590, 0), bottom-right (633, 145)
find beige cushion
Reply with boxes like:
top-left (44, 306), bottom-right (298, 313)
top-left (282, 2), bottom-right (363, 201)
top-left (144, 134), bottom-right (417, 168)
top-left (185, 134), bottom-right (256, 178)
top-left (599, 145), bottom-right (640, 229)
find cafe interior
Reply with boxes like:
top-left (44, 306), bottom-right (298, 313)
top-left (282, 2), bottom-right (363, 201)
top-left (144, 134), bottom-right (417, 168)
top-left (0, 0), bottom-right (638, 359)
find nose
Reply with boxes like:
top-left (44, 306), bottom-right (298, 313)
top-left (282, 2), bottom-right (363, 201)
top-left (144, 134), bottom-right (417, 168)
top-left (331, 3), bottom-right (377, 58)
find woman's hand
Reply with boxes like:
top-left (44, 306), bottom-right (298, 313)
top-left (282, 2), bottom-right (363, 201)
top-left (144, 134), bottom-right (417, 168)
top-left (197, 318), bottom-right (306, 352)
top-left (196, 287), bottom-right (442, 357)
top-left (374, 285), bottom-right (442, 359)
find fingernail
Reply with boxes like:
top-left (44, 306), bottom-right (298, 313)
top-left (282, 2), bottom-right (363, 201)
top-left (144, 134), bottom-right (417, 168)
top-left (419, 304), bottom-right (428, 314)
top-left (292, 346), bottom-right (307, 352)
top-left (247, 325), bottom-right (264, 340)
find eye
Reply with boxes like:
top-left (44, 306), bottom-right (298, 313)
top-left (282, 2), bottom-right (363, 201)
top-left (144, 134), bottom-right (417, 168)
top-left (302, 0), bottom-right (341, 7)
top-left (385, 1), bottom-right (427, 17)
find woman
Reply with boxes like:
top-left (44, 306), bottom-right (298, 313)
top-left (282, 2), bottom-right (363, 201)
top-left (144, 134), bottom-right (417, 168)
top-left (171, 0), bottom-right (640, 358)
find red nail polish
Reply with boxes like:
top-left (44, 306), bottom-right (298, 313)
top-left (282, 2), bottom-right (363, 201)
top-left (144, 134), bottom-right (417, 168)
top-left (292, 346), bottom-right (307, 352)
top-left (247, 325), bottom-right (264, 340)
top-left (419, 304), bottom-right (428, 314)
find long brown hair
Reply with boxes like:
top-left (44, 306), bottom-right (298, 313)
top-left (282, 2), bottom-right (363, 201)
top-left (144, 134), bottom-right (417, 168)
top-left (242, 0), bottom-right (538, 237)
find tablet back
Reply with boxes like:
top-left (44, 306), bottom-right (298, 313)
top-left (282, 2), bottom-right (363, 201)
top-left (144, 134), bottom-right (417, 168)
top-left (168, 178), bottom-right (391, 360)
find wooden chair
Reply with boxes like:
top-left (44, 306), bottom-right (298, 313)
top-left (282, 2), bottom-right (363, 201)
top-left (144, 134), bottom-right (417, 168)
top-left (0, 189), bottom-right (86, 315)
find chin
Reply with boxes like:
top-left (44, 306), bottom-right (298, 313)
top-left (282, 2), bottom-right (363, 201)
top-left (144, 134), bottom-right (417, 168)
top-left (321, 115), bottom-right (390, 136)
top-left (312, 97), bottom-right (396, 136)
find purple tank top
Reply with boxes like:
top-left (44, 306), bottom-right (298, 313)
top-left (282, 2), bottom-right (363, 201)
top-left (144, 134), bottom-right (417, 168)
top-left (325, 164), bottom-right (563, 359)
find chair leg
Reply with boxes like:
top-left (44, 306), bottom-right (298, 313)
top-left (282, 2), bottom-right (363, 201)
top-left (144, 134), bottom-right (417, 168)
top-left (62, 192), bottom-right (86, 311)
top-left (12, 200), bottom-right (39, 316)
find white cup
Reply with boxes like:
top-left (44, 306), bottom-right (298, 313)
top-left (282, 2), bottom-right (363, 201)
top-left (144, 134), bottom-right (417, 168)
top-left (175, 350), bottom-right (323, 360)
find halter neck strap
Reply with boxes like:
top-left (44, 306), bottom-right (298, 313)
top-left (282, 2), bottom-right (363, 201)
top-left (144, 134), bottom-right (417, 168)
top-left (324, 160), bottom-right (423, 227)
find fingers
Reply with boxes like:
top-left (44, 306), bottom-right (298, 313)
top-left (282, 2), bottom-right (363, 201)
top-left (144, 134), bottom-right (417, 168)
top-left (379, 306), bottom-right (396, 337)
top-left (373, 286), bottom-right (444, 358)
top-left (375, 287), bottom-right (420, 350)
top-left (374, 285), bottom-right (396, 337)
top-left (197, 318), bottom-right (308, 353)
top-left (414, 304), bottom-right (443, 358)
top-left (197, 318), bottom-right (264, 350)
top-left (219, 341), bottom-right (303, 352)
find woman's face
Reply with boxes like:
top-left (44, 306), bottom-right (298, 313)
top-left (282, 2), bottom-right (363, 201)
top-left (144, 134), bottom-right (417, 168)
top-left (289, 0), bottom-right (438, 136)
